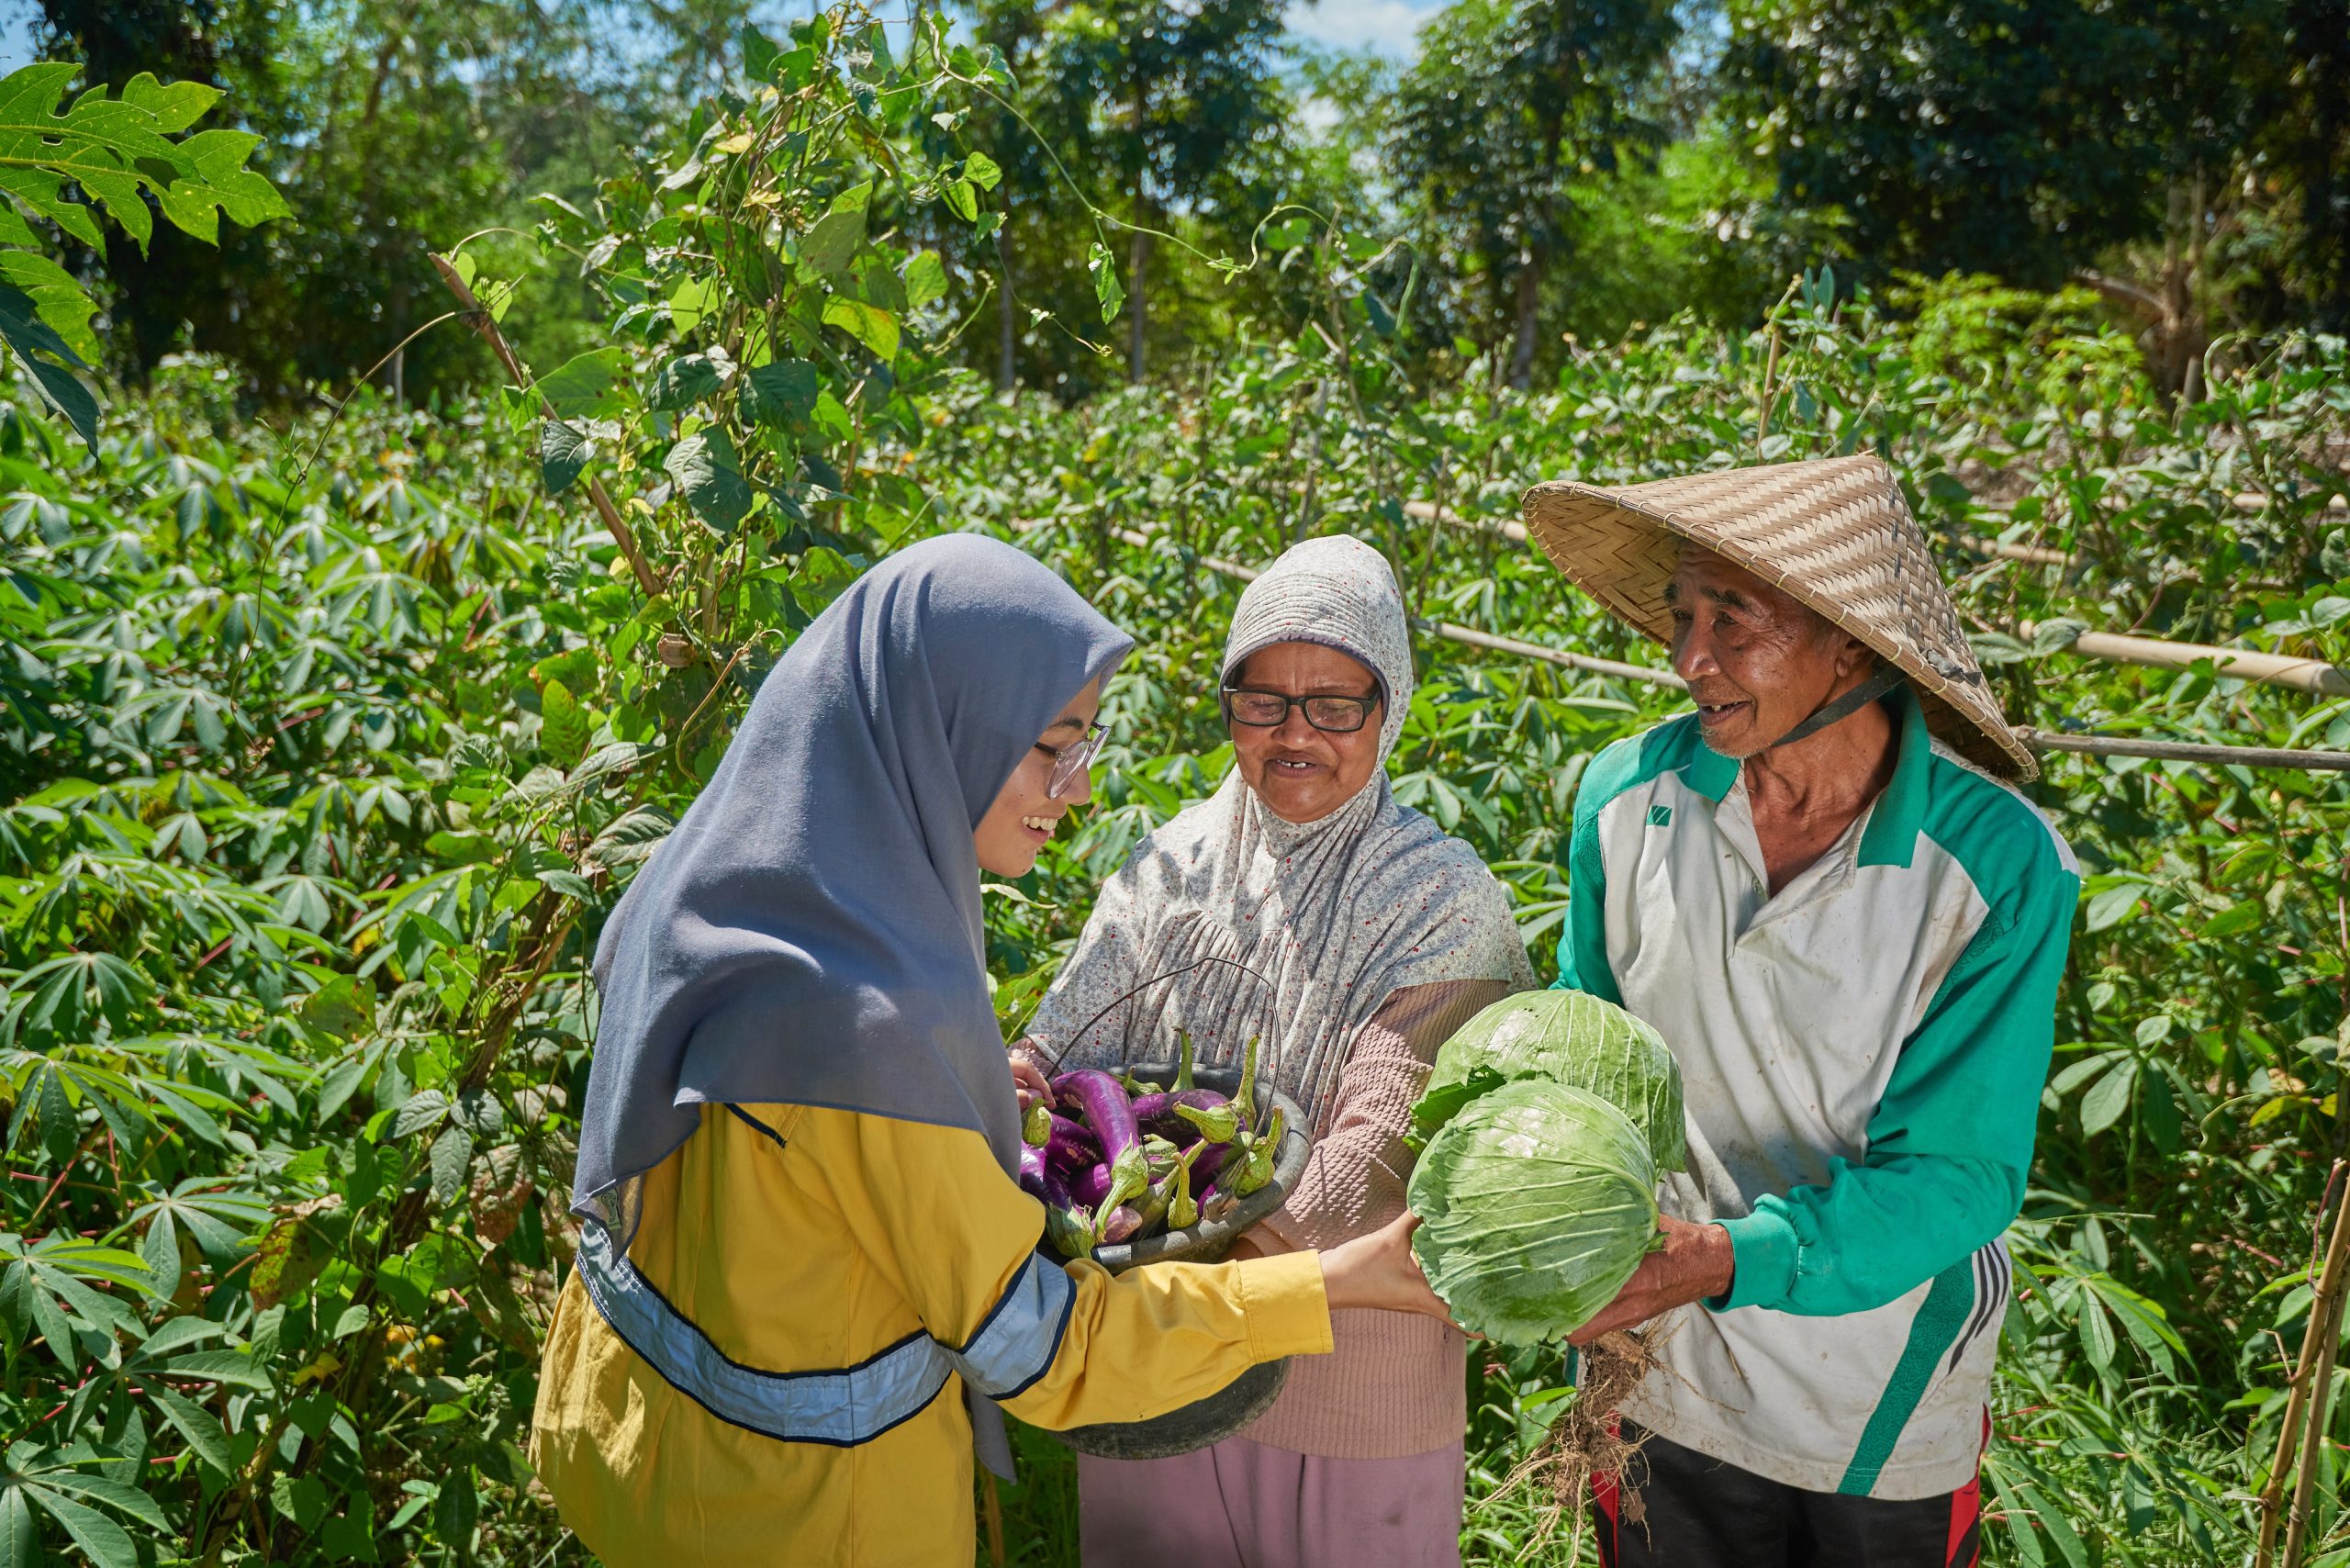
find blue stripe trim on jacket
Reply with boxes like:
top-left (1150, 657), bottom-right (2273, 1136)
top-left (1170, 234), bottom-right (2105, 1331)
top-left (573, 1223), bottom-right (1075, 1445)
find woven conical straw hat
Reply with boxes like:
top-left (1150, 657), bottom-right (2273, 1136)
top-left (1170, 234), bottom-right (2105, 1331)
top-left (1522, 454), bottom-right (2034, 780)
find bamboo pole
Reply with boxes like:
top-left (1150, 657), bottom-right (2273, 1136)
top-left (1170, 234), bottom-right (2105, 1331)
top-left (979, 1473), bottom-right (1007, 1568)
top-left (2022, 624), bottom-right (2350, 698)
top-left (2256, 1170), bottom-right (2350, 1568)
top-left (2014, 730), bottom-right (2350, 773)
top-left (2282, 1201), bottom-right (2350, 1568)
top-left (1018, 517), bottom-right (2350, 773)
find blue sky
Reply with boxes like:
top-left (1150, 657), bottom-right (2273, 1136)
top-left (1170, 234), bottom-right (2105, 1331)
top-left (1286, 0), bottom-right (1443, 57)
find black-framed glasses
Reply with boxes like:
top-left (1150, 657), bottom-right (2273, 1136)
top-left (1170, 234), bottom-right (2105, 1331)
top-left (1220, 687), bottom-right (1381, 734)
top-left (1035, 719), bottom-right (1106, 800)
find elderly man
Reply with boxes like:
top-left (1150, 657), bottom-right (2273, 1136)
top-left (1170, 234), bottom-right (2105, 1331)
top-left (1522, 455), bottom-right (2078, 1568)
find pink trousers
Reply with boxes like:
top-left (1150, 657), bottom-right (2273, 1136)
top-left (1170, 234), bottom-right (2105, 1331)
top-left (1076, 1435), bottom-right (1466, 1568)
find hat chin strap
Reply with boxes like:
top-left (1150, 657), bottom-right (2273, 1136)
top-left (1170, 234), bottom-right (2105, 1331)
top-left (1767, 664), bottom-right (1905, 751)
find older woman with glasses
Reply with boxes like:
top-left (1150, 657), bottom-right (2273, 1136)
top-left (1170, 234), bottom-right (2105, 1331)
top-left (1013, 535), bottom-right (1532, 1568)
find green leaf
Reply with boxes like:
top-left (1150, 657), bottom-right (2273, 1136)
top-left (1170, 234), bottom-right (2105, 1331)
top-left (799, 186), bottom-right (869, 274)
top-left (298, 976), bottom-right (375, 1042)
top-left (537, 868), bottom-right (596, 901)
top-left (534, 349), bottom-right (628, 420)
top-left (27, 1491), bottom-right (137, 1568)
top-left (941, 177), bottom-right (978, 223)
top-left (37, 1473), bottom-right (168, 1532)
top-left (0, 283), bottom-right (95, 451)
top-left (271, 1474), bottom-right (331, 1533)
top-left (742, 21), bottom-right (784, 83)
top-left (588, 806), bottom-right (677, 867)
top-left (430, 1125), bottom-right (475, 1206)
top-left (539, 679), bottom-right (588, 767)
top-left (391, 1090), bottom-right (449, 1139)
top-left (0, 1489), bottom-right (35, 1568)
top-left (904, 252), bottom-right (947, 310)
top-left (1088, 241), bottom-right (1125, 326)
top-left (2080, 1058), bottom-right (2136, 1137)
top-left (540, 419), bottom-right (588, 495)
top-left (2076, 1293), bottom-right (2117, 1370)
top-left (963, 150), bottom-right (1002, 190)
top-left (2081, 879), bottom-right (2147, 933)
top-left (665, 430), bottom-right (754, 532)
top-left (822, 297), bottom-right (899, 362)
top-left (2199, 900), bottom-right (2263, 938)
top-left (742, 360), bottom-right (822, 429)
top-left (649, 352), bottom-right (724, 412)
top-left (160, 1350), bottom-right (273, 1389)
top-left (121, 72), bottom-right (223, 134)
top-left (434, 1466), bottom-right (479, 1554)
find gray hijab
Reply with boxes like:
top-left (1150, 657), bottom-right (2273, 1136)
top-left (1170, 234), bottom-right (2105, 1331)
top-left (575, 534), bottom-right (1134, 1247)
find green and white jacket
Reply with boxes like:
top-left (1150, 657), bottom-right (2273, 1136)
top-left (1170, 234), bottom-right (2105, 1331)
top-left (1555, 690), bottom-right (2077, 1499)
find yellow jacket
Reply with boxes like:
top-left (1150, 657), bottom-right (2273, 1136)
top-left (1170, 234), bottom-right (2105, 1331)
top-left (532, 1101), bottom-right (1334, 1565)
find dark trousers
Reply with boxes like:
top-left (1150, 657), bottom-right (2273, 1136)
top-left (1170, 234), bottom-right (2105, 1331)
top-left (1594, 1425), bottom-right (1981, 1568)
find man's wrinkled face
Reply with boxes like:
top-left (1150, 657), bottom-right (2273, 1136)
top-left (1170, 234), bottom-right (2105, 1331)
top-left (1663, 550), bottom-right (1861, 758)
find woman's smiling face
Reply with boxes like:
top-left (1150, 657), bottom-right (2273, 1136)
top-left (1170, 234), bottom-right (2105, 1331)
top-left (1226, 641), bottom-right (1385, 823)
top-left (973, 678), bottom-right (1102, 878)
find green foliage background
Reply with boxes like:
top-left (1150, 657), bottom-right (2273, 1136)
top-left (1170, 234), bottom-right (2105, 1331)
top-left (3, 5), bottom-right (2350, 1566)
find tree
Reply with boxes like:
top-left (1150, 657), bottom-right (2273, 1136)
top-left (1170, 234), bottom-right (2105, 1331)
top-left (1718, 0), bottom-right (2348, 367)
top-left (0, 60), bottom-right (284, 446)
top-left (1391, 0), bottom-right (1680, 387)
top-left (36, 0), bottom-right (757, 398)
top-left (983, 0), bottom-right (1292, 384)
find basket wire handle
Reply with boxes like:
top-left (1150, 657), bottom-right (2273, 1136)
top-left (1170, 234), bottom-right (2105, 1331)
top-left (1031, 953), bottom-right (1277, 1075)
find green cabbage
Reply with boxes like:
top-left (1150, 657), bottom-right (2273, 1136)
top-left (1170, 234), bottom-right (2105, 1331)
top-left (1411, 990), bottom-right (1686, 1172)
top-left (1406, 1079), bottom-right (1662, 1344)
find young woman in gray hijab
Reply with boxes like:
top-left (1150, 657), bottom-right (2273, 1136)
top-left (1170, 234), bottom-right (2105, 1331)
top-left (531, 535), bottom-right (1449, 1568)
top-left (1014, 535), bottom-right (1533, 1568)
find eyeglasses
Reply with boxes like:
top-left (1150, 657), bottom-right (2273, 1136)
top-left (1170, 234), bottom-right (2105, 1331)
top-left (1035, 719), bottom-right (1106, 800)
top-left (1220, 687), bottom-right (1381, 734)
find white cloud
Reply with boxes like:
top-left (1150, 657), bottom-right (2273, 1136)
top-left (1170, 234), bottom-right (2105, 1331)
top-left (1285, 0), bottom-right (1440, 59)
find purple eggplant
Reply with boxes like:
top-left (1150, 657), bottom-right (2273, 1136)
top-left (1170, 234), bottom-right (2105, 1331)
top-left (1018, 1142), bottom-right (1049, 1199)
top-left (1137, 1087), bottom-right (1232, 1147)
top-left (1069, 1161), bottom-right (1114, 1211)
top-left (1099, 1205), bottom-right (1145, 1245)
top-left (1189, 1140), bottom-right (1233, 1197)
top-left (1053, 1069), bottom-right (1151, 1234)
top-left (1045, 1114), bottom-right (1101, 1175)
top-left (1033, 1155), bottom-right (1099, 1260)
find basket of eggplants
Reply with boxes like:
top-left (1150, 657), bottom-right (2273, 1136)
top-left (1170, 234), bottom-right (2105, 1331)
top-left (1018, 1035), bottom-right (1309, 1458)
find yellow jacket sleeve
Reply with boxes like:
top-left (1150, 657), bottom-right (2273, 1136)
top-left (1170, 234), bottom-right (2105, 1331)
top-left (818, 1107), bottom-right (1334, 1429)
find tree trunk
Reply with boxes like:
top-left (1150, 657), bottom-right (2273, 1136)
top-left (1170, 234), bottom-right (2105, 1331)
top-left (995, 222), bottom-right (1017, 397)
top-left (1127, 222), bottom-right (1149, 385)
top-left (1507, 235), bottom-right (1546, 391)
